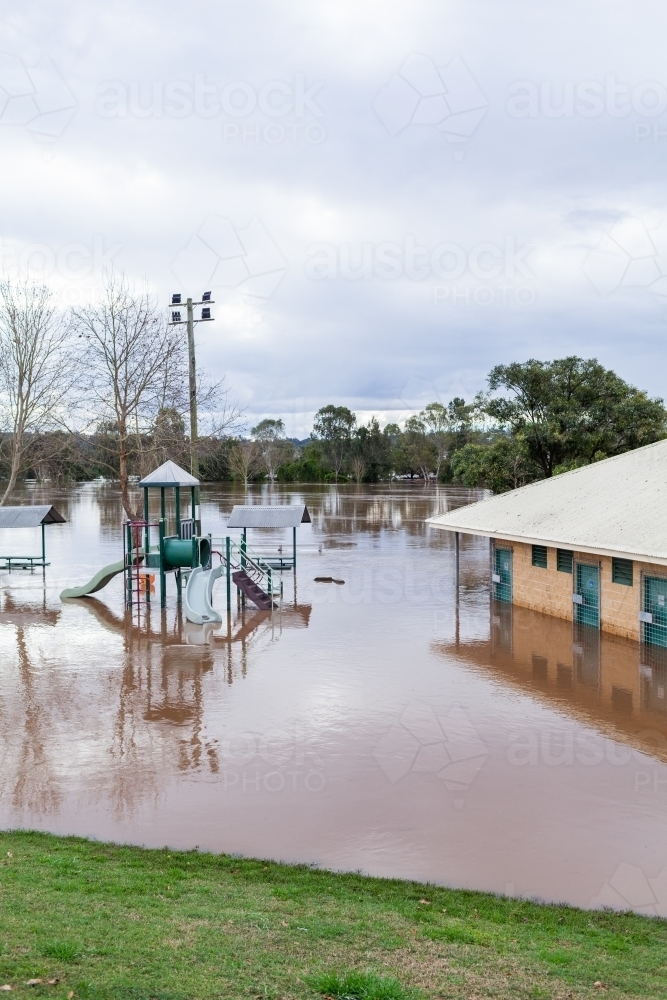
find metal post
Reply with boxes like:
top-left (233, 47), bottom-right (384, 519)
top-left (191, 485), bottom-right (198, 534)
top-left (175, 486), bottom-right (181, 538)
top-left (241, 528), bottom-right (246, 609)
top-left (186, 297), bottom-right (199, 483)
top-left (159, 518), bottom-right (166, 608)
top-left (143, 487), bottom-right (150, 604)
top-left (226, 535), bottom-right (231, 611)
top-left (143, 488), bottom-right (149, 547)
top-left (41, 522), bottom-right (45, 566)
top-left (125, 521), bottom-right (132, 607)
top-left (160, 487), bottom-right (166, 523)
top-left (293, 526), bottom-right (296, 568)
top-left (455, 531), bottom-right (460, 590)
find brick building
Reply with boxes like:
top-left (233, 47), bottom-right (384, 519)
top-left (427, 439), bottom-right (667, 644)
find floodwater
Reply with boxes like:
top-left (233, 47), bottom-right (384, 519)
top-left (2, 482), bottom-right (667, 916)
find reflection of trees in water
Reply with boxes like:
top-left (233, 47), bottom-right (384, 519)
top-left (4, 625), bottom-right (63, 818)
top-left (101, 602), bottom-right (312, 817)
top-left (105, 641), bottom-right (220, 820)
top-left (0, 593), bottom-right (312, 826)
top-left (255, 485), bottom-right (486, 538)
top-left (201, 483), bottom-right (485, 540)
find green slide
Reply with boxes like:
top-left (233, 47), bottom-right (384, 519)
top-left (60, 560), bottom-right (126, 599)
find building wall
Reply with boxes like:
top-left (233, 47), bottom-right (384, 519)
top-left (493, 540), bottom-right (667, 641)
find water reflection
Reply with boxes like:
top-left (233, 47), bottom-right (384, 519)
top-left (2, 482), bottom-right (667, 913)
top-left (436, 601), bottom-right (667, 763)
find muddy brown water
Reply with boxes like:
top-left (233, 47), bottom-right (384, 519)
top-left (1, 482), bottom-right (667, 915)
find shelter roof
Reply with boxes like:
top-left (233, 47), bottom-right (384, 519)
top-left (227, 504), bottom-right (311, 528)
top-left (0, 505), bottom-right (66, 528)
top-left (427, 438), bottom-right (667, 565)
top-left (139, 460), bottom-right (199, 487)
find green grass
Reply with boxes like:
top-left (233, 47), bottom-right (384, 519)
top-left (307, 969), bottom-right (419, 999)
top-left (0, 831), bottom-right (665, 1000)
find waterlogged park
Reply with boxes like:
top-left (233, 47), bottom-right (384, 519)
top-left (2, 450), bottom-right (667, 997)
top-left (2, 286), bottom-right (667, 994)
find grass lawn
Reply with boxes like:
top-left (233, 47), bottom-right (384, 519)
top-left (0, 831), bottom-right (665, 1000)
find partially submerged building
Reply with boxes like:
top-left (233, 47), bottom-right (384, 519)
top-left (427, 439), bottom-right (667, 645)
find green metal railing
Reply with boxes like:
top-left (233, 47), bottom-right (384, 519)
top-left (211, 535), bottom-right (283, 611)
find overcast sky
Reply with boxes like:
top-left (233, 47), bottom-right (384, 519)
top-left (2, 1), bottom-right (667, 436)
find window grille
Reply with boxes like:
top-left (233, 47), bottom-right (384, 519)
top-left (532, 544), bottom-right (547, 568)
top-left (612, 557), bottom-right (633, 586)
top-left (557, 548), bottom-right (573, 573)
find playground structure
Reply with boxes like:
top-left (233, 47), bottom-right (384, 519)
top-left (60, 460), bottom-right (308, 626)
top-left (0, 505), bottom-right (66, 570)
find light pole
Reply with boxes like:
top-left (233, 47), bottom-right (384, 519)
top-left (168, 291), bottom-right (214, 481)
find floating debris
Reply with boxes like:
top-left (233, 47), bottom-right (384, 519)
top-left (314, 577), bottom-right (345, 585)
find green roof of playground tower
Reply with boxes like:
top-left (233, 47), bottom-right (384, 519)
top-left (138, 460), bottom-right (200, 487)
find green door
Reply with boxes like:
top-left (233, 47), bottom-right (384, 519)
top-left (493, 548), bottom-right (512, 603)
top-left (644, 576), bottom-right (667, 647)
top-left (575, 563), bottom-right (599, 628)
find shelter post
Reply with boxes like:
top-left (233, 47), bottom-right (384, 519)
top-left (455, 531), bottom-right (460, 590)
top-left (226, 536), bottom-right (231, 611)
top-left (159, 518), bottom-right (166, 608)
top-left (293, 526), bottom-right (297, 568)
top-left (175, 486), bottom-right (181, 537)
top-left (143, 487), bottom-right (149, 555)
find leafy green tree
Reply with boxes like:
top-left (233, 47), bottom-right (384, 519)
top-left (447, 396), bottom-right (475, 451)
top-left (312, 404), bottom-right (356, 481)
top-left (451, 437), bottom-right (538, 493)
top-left (351, 417), bottom-right (392, 482)
top-left (484, 357), bottom-right (667, 478)
top-left (392, 415), bottom-right (437, 480)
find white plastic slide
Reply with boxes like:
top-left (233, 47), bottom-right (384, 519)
top-left (184, 564), bottom-right (224, 624)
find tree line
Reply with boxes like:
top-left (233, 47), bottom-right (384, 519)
top-left (1, 275), bottom-right (664, 504)
top-left (220, 355), bottom-right (666, 489)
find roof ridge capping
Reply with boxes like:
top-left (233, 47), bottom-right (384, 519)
top-left (426, 437), bottom-right (667, 563)
top-left (139, 459), bottom-right (199, 487)
top-left (428, 436), bottom-right (667, 522)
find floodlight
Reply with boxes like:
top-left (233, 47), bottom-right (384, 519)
top-left (201, 307), bottom-right (211, 319)
top-left (202, 291), bottom-right (211, 301)
top-left (171, 293), bottom-right (181, 304)
top-left (172, 310), bottom-right (181, 322)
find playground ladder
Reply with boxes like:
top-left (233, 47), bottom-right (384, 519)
top-left (231, 569), bottom-right (275, 610)
top-left (211, 535), bottom-right (283, 611)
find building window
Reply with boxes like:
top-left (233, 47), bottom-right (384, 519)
top-left (532, 544), bottom-right (547, 568)
top-left (557, 549), bottom-right (573, 573)
top-left (612, 557), bottom-right (633, 586)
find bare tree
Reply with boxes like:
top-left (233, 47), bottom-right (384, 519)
top-left (71, 273), bottom-right (184, 518)
top-left (420, 401), bottom-right (449, 480)
top-left (0, 281), bottom-right (75, 505)
top-left (228, 439), bottom-right (262, 486)
top-left (251, 418), bottom-right (291, 481)
top-left (350, 455), bottom-right (366, 483)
